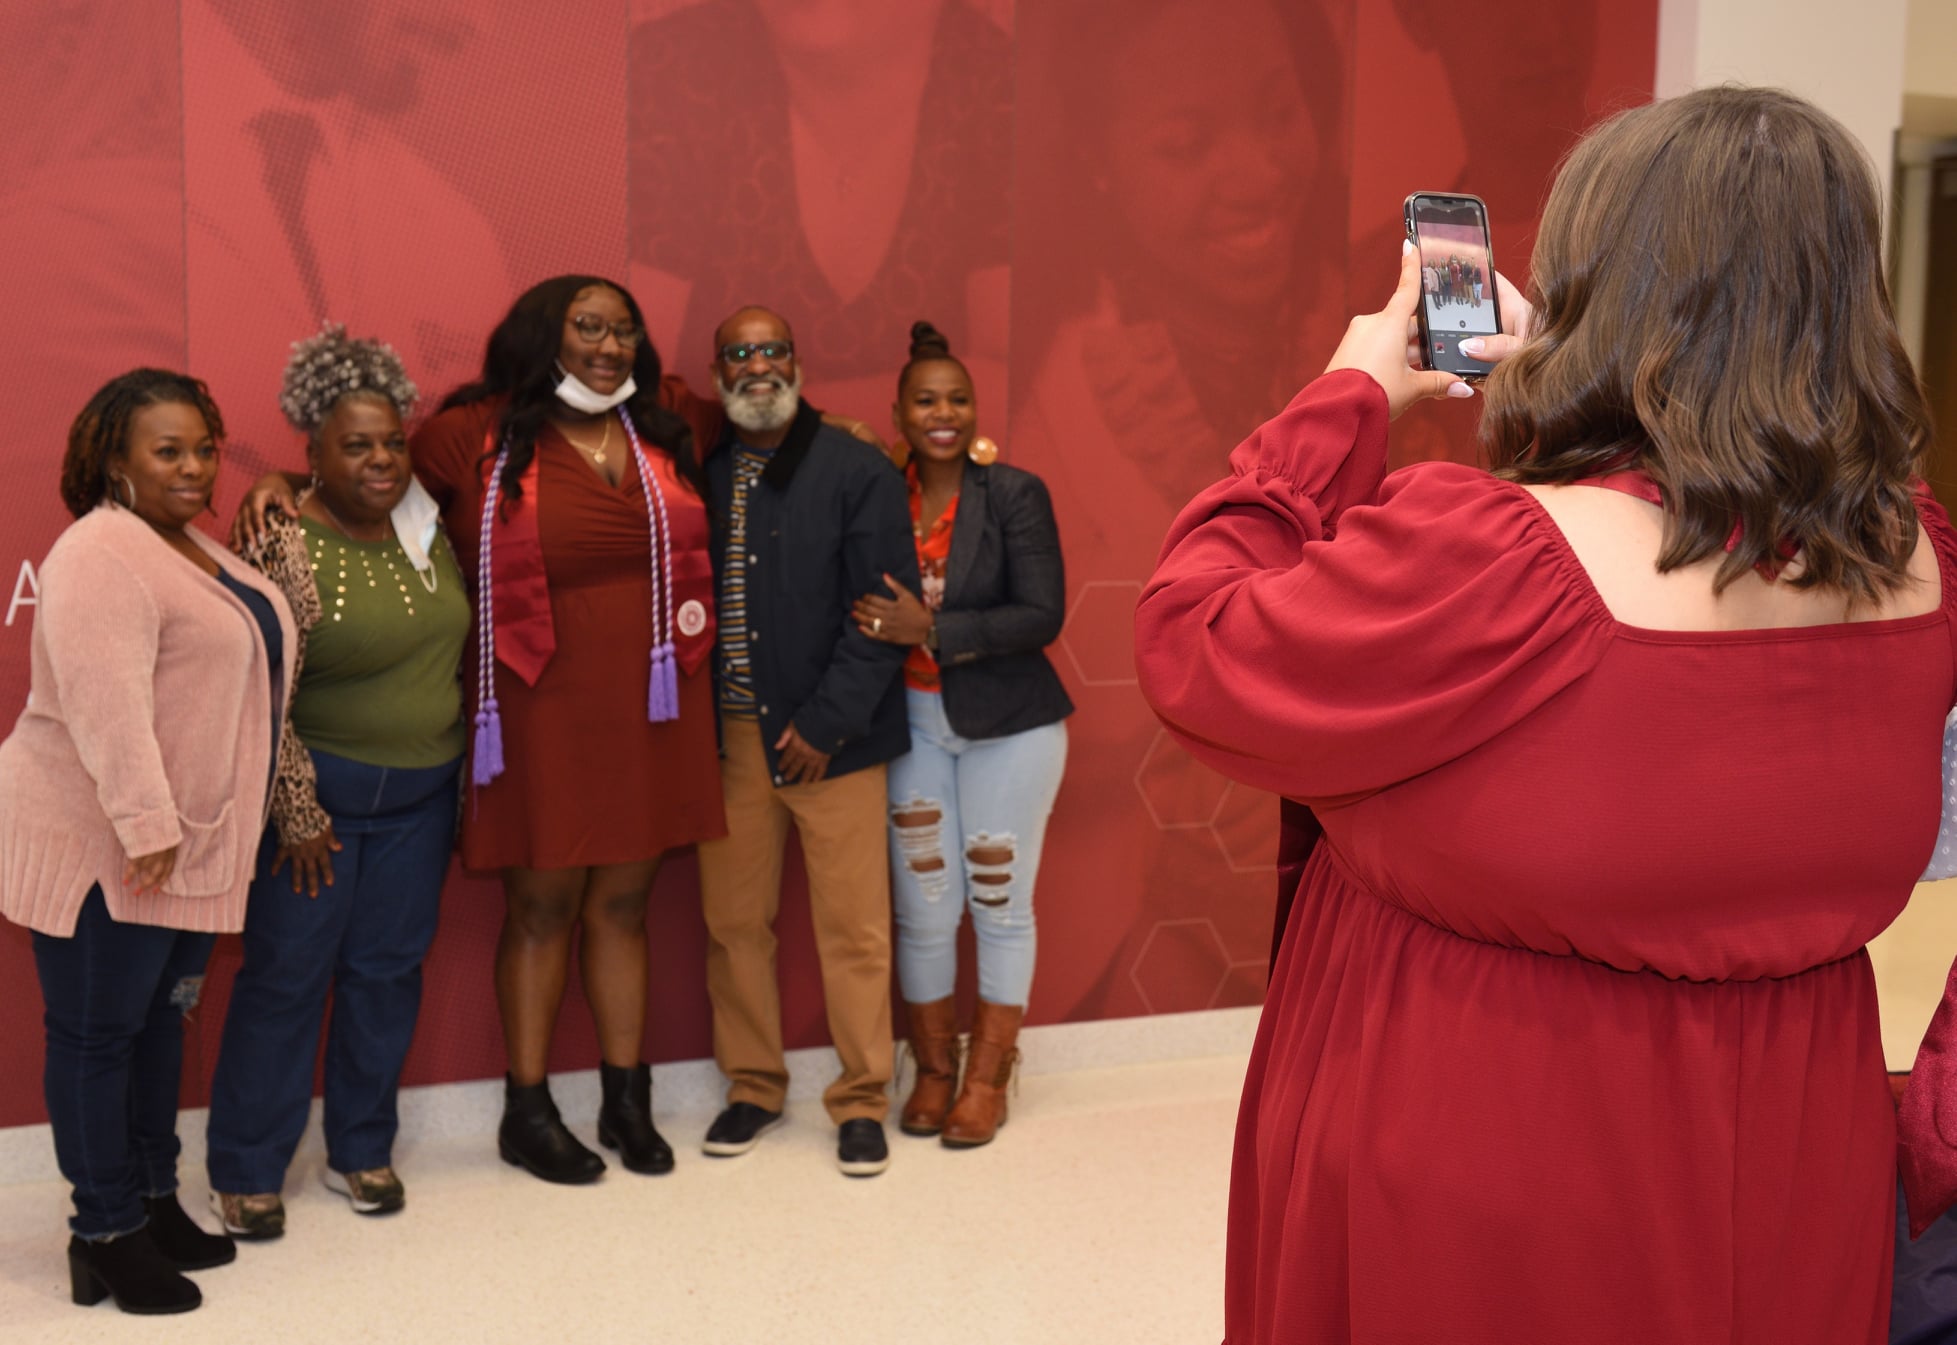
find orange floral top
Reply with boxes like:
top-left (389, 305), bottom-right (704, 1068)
top-left (905, 464), bottom-right (956, 693)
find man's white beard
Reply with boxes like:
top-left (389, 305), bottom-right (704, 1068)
top-left (717, 368), bottom-right (803, 433)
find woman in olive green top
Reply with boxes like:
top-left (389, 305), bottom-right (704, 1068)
top-left (205, 326), bottom-right (470, 1238)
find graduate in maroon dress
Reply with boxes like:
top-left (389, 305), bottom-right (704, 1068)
top-left (405, 276), bottom-right (725, 1186)
top-left (1139, 87), bottom-right (1954, 1344)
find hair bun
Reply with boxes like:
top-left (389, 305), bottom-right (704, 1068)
top-left (907, 320), bottom-right (953, 360)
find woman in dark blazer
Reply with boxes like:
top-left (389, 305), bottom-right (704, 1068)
top-left (853, 322), bottom-right (1073, 1149)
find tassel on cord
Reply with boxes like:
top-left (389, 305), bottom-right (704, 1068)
top-left (473, 700), bottom-right (506, 784)
top-left (474, 441), bottom-right (512, 787)
top-left (624, 412), bottom-right (684, 727)
top-left (648, 642), bottom-right (680, 722)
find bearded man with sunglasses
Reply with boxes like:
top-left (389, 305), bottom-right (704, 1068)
top-left (695, 306), bottom-right (918, 1177)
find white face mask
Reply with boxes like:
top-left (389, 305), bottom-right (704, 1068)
top-left (554, 362), bottom-right (637, 414)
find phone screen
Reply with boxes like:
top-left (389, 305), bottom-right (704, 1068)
top-left (1406, 194), bottom-right (1497, 376)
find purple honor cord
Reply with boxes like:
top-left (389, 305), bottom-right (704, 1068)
top-left (473, 442), bottom-right (510, 787)
top-left (471, 411), bottom-right (682, 792)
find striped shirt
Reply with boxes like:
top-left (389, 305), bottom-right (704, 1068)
top-left (717, 446), bottom-right (772, 718)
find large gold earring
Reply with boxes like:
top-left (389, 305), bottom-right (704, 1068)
top-left (968, 435), bottom-right (998, 466)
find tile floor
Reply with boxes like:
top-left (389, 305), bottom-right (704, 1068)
top-left (0, 1051), bottom-right (1246, 1345)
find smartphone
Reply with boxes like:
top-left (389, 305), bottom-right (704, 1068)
top-left (1403, 192), bottom-right (1500, 379)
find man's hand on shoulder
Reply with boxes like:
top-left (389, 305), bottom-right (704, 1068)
top-left (819, 412), bottom-right (898, 465)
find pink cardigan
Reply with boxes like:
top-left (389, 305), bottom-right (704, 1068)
top-left (0, 505), bottom-right (297, 936)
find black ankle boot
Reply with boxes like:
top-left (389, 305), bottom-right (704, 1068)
top-left (597, 1062), bottom-right (675, 1175)
top-left (498, 1075), bottom-right (605, 1185)
top-left (68, 1228), bottom-right (201, 1315)
top-left (140, 1193), bottom-right (235, 1270)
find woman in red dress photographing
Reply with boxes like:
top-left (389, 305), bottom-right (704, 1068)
top-left (1138, 86), bottom-right (1953, 1343)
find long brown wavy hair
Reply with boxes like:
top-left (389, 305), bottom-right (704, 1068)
top-left (1482, 85), bottom-right (1932, 601)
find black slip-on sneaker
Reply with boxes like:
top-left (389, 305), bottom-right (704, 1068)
top-left (837, 1119), bottom-right (890, 1177)
top-left (702, 1102), bottom-right (784, 1157)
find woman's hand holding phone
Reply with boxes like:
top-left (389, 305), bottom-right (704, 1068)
top-left (1326, 241), bottom-right (1478, 419)
top-left (1458, 270), bottom-right (1533, 364)
top-left (1327, 243), bottom-right (1534, 420)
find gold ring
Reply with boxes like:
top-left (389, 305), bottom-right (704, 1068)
top-left (872, 618), bottom-right (883, 635)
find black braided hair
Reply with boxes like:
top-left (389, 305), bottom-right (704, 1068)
top-left (60, 369), bottom-right (225, 519)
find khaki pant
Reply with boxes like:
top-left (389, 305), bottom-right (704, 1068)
top-left (696, 715), bottom-right (893, 1123)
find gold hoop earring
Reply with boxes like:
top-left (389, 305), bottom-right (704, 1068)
top-left (968, 435), bottom-right (998, 466)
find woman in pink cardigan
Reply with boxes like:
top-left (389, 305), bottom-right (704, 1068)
top-left (0, 369), bottom-right (296, 1317)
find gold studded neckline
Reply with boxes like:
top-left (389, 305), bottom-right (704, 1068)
top-left (310, 534), bottom-right (422, 621)
top-left (298, 515), bottom-right (401, 549)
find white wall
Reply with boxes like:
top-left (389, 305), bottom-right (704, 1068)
top-left (1906, 0), bottom-right (1957, 100)
top-left (1656, 0), bottom-right (1909, 205)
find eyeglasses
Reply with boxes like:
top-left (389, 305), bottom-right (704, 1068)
top-left (569, 314), bottom-right (645, 347)
top-left (717, 340), bottom-right (795, 366)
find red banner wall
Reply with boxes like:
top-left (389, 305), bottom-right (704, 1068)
top-left (0, 0), bottom-right (1656, 1127)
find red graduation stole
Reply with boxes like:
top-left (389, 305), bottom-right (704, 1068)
top-left (483, 438), bottom-right (554, 686)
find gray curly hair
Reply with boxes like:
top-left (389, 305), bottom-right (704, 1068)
top-left (278, 323), bottom-right (419, 434)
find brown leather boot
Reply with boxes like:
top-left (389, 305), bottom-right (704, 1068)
top-left (941, 1000), bottom-right (1024, 1148)
top-left (899, 997), bottom-right (962, 1136)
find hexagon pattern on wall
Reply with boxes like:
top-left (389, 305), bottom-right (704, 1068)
top-left (1134, 728), bottom-right (1232, 831)
top-left (1058, 580), bottom-right (1143, 687)
top-left (1130, 918), bottom-right (1228, 1013)
top-left (1210, 783), bottom-right (1278, 874)
top-left (1129, 918), bottom-right (1270, 1013)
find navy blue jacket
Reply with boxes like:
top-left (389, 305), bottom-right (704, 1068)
top-left (706, 402), bottom-right (918, 782)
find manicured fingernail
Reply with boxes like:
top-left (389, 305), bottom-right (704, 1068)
top-left (1459, 338), bottom-right (1484, 356)
top-left (1402, 238), bottom-right (1414, 256)
top-left (1446, 382), bottom-right (1476, 398)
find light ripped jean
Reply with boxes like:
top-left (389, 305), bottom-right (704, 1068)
top-left (886, 687), bottom-right (1067, 1007)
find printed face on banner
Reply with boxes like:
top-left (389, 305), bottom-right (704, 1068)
top-left (999, 0), bottom-right (1358, 1020)
top-left (1095, 1), bottom-right (1319, 312)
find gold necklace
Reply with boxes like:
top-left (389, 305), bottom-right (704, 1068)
top-left (560, 416), bottom-right (613, 465)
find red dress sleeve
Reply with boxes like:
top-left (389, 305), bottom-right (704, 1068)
top-left (1135, 369), bottom-right (1615, 804)
top-left (659, 373), bottom-right (724, 454)
top-left (410, 402), bottom-right (495, 511)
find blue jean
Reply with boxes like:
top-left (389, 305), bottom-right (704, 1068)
top-left (206, 750), bottom-right (458, 1191)
top-left (886, 688), bottom-right (1067, 1006)
top-left (32, 886), bottom-right (217, 1240)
